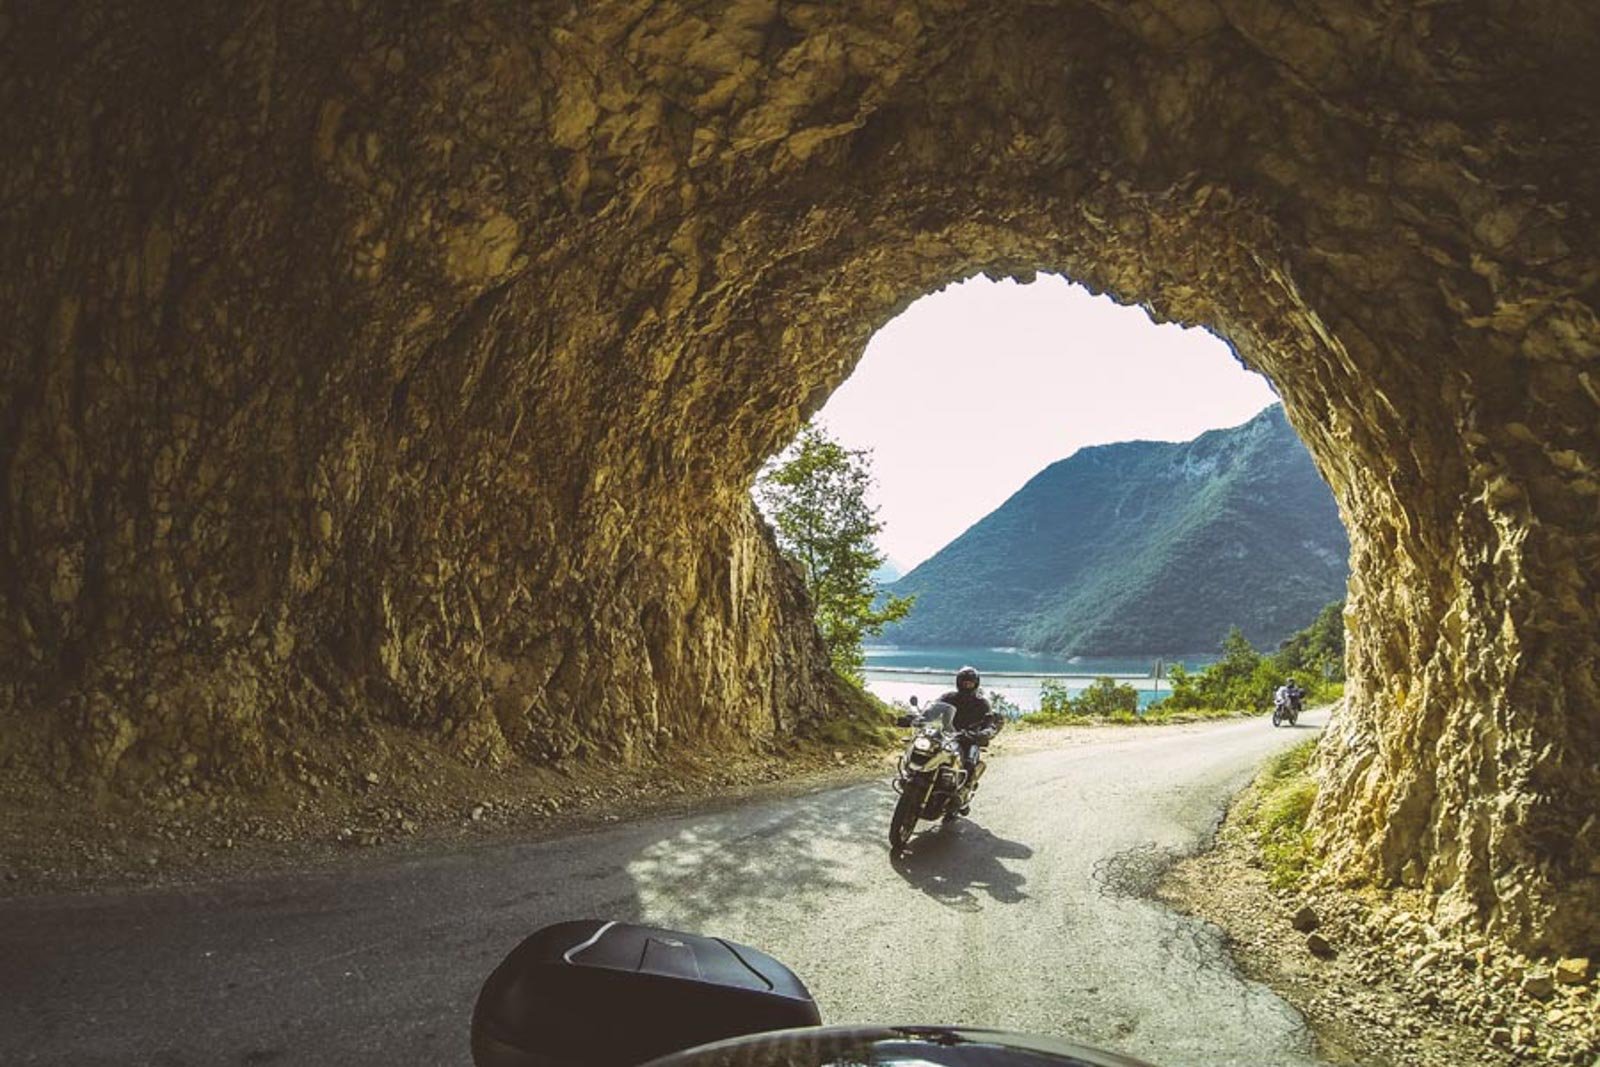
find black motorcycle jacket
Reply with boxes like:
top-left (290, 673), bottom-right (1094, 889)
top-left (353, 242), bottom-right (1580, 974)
top-left (939, 690), bottom-right (1000, 740)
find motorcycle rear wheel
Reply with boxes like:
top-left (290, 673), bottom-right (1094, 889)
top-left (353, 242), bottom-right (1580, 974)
top-left (889, 785), bottom-right (920, 855)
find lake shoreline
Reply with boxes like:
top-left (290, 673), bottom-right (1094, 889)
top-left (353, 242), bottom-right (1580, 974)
top-left (862, 644), bottom-right (1219, 713)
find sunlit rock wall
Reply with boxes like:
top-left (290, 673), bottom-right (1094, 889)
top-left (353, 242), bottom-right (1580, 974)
top-left (2, 1), bottom-right (1596, 950)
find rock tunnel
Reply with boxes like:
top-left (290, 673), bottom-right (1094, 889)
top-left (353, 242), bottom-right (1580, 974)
top-left (2, 2), bottom-right (1597, 952)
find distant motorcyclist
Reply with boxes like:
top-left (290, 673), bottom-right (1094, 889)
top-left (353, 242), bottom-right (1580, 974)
top-left (936, 666), bottom-right (1002, 817)
top-left (1273, 679), bottom-right (1306, 725)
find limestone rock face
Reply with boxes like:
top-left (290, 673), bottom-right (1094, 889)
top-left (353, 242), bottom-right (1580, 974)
top-left (2, 2), bottom-right (1597, 952)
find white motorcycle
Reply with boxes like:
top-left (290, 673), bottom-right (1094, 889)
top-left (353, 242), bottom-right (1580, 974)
top-left (1271, 686), bottom-right (1302, 727)
top-left (888, 697), bottom-right (985, 855)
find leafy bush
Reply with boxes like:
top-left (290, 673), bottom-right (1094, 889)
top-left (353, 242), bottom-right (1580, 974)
top-left (1038, 679), bottom-right (1073, 715)
top-left (1154, 603), bottom-right (1346, 714)
top-left (1021, 676), bottom-right (1139, 724)
top-left (1074, 676), bottom-right (1140, 715)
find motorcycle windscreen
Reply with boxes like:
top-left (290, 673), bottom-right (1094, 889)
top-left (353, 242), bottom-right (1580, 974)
top-left (915, 702), bottom-right (957, 730)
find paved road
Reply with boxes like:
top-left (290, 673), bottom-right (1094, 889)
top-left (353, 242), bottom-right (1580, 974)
top-left (2, 713), bottom-right (1332, 1067)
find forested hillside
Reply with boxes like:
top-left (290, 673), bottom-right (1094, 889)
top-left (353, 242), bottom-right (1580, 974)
top-left (880, 405), bottom-right (1349, 655)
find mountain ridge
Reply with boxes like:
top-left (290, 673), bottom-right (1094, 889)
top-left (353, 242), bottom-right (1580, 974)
top-left (880, 405), bottom-right (1349, 655)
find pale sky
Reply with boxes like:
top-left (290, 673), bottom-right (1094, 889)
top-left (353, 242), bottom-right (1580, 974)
top-left (812, 274), bottom-right (1280, 572)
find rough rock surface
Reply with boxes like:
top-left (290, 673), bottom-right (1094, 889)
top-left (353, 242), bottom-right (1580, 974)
top-left (2, 2), bottom-right (1597, 953)
top-left (1164, 797), bottom-right (1600, 1066)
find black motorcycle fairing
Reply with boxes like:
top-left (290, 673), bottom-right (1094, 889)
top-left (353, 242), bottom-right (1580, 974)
top-left (472, 921), bottom-right (821, 1067)
top-left (640, 1025), bottom-right (1157, 1067)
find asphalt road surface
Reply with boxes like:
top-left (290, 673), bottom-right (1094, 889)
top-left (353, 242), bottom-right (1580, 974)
top-left (2, 712), bottom-right (1334, 1067)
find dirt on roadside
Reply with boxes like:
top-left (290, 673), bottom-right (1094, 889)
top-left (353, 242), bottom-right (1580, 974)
top-left (0, 724), bottom-right (901, 900)
top-left (1161, 801), bottom-right (1600, 1067)
top-left (0, 712), bottom-right (1154, 901)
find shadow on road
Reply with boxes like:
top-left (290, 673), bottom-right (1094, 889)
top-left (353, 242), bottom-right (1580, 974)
top-left (889, 819), bottom-right (1032, 911)
top-left (623, 784), bottom-right (886, 929)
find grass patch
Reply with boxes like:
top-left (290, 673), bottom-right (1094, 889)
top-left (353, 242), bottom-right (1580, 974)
top-left (1138, 705), bottom-right (1256, 724)
top-left (803, 671), bottom-right (900, 749)
top-left (1016, 707), bottom-right (1081, 727)
top-left (1017, 705), bottom-right (1255, 728)
top-left (1239, 738), bottom-right (1321, 889)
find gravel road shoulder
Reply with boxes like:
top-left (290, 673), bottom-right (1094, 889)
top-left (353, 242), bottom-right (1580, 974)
top-left (1161, 792), bottom-right (1600, 1066)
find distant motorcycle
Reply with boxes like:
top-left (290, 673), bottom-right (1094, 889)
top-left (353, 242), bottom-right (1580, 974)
top-left (888, 697), bottom-right (982, 855)
top-left (1271, 686), bottom-right (1302, 727)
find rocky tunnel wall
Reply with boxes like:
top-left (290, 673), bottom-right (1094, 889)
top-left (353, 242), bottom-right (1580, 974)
top-left (2, 1), bottom-right (1598, 952)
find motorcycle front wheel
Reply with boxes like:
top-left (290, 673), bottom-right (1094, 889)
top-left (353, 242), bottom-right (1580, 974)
top-left (889, 783), bottom-right (920, 855)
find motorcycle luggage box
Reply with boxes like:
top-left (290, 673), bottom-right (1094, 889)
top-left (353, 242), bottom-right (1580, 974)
top-left (472, 919), bottom-right (822, 1067)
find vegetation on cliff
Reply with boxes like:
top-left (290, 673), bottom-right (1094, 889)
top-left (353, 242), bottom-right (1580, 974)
top-left (757, 426), bottom-right (914, 680)
top-left (1240, 739), bottom-right (1322, 890)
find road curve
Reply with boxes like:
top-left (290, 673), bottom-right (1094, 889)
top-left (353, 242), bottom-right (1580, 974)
top-left (2, 712), bottom-right (1333, 1067)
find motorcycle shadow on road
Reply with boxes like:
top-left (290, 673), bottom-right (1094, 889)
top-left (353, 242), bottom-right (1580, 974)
top-left (889, 820), bottom-right (1032, 912)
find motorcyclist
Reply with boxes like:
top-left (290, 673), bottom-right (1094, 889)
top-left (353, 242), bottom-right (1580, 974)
top-left (936, 666), bottom-right (1002, 817)
top-left (1283, 678), bottom-right (1306, 711)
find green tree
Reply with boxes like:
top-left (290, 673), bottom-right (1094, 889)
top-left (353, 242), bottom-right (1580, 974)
top-left (1156, 607), bottom-right (1347, 714)
top-left (1038, 679), bottom-right (1075, 716)
top-left (1275, 600), bottom-right (1346, 682)
top-left (1073, 676), bottom-right (1141, 716)
top-left (1164, 662), bottom-right (1198, 706)
top-left (756, 425), bottom-right (914, 680)
top-left (1218, 625), bottom-right (1261, 678)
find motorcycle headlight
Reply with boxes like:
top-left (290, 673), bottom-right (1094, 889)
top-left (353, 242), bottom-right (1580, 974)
top-left (912, 737), bottom-right (933, 753)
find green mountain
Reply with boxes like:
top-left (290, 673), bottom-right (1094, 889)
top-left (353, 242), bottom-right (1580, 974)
top-left (880, 405), bottom-right (1349, 656)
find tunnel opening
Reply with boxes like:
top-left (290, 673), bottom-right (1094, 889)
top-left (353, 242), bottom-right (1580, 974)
top-left (754, 271), bottom-right (1349, 716)
top-left (0, 0), bottom-right (1595, 957)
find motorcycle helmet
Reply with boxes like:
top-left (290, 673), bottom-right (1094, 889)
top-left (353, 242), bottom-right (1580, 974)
top-left (956, 666), bottom-right (980, 692)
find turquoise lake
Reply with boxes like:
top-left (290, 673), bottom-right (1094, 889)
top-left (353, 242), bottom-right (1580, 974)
top-left (862, 645), bottom-right (1217, 714)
